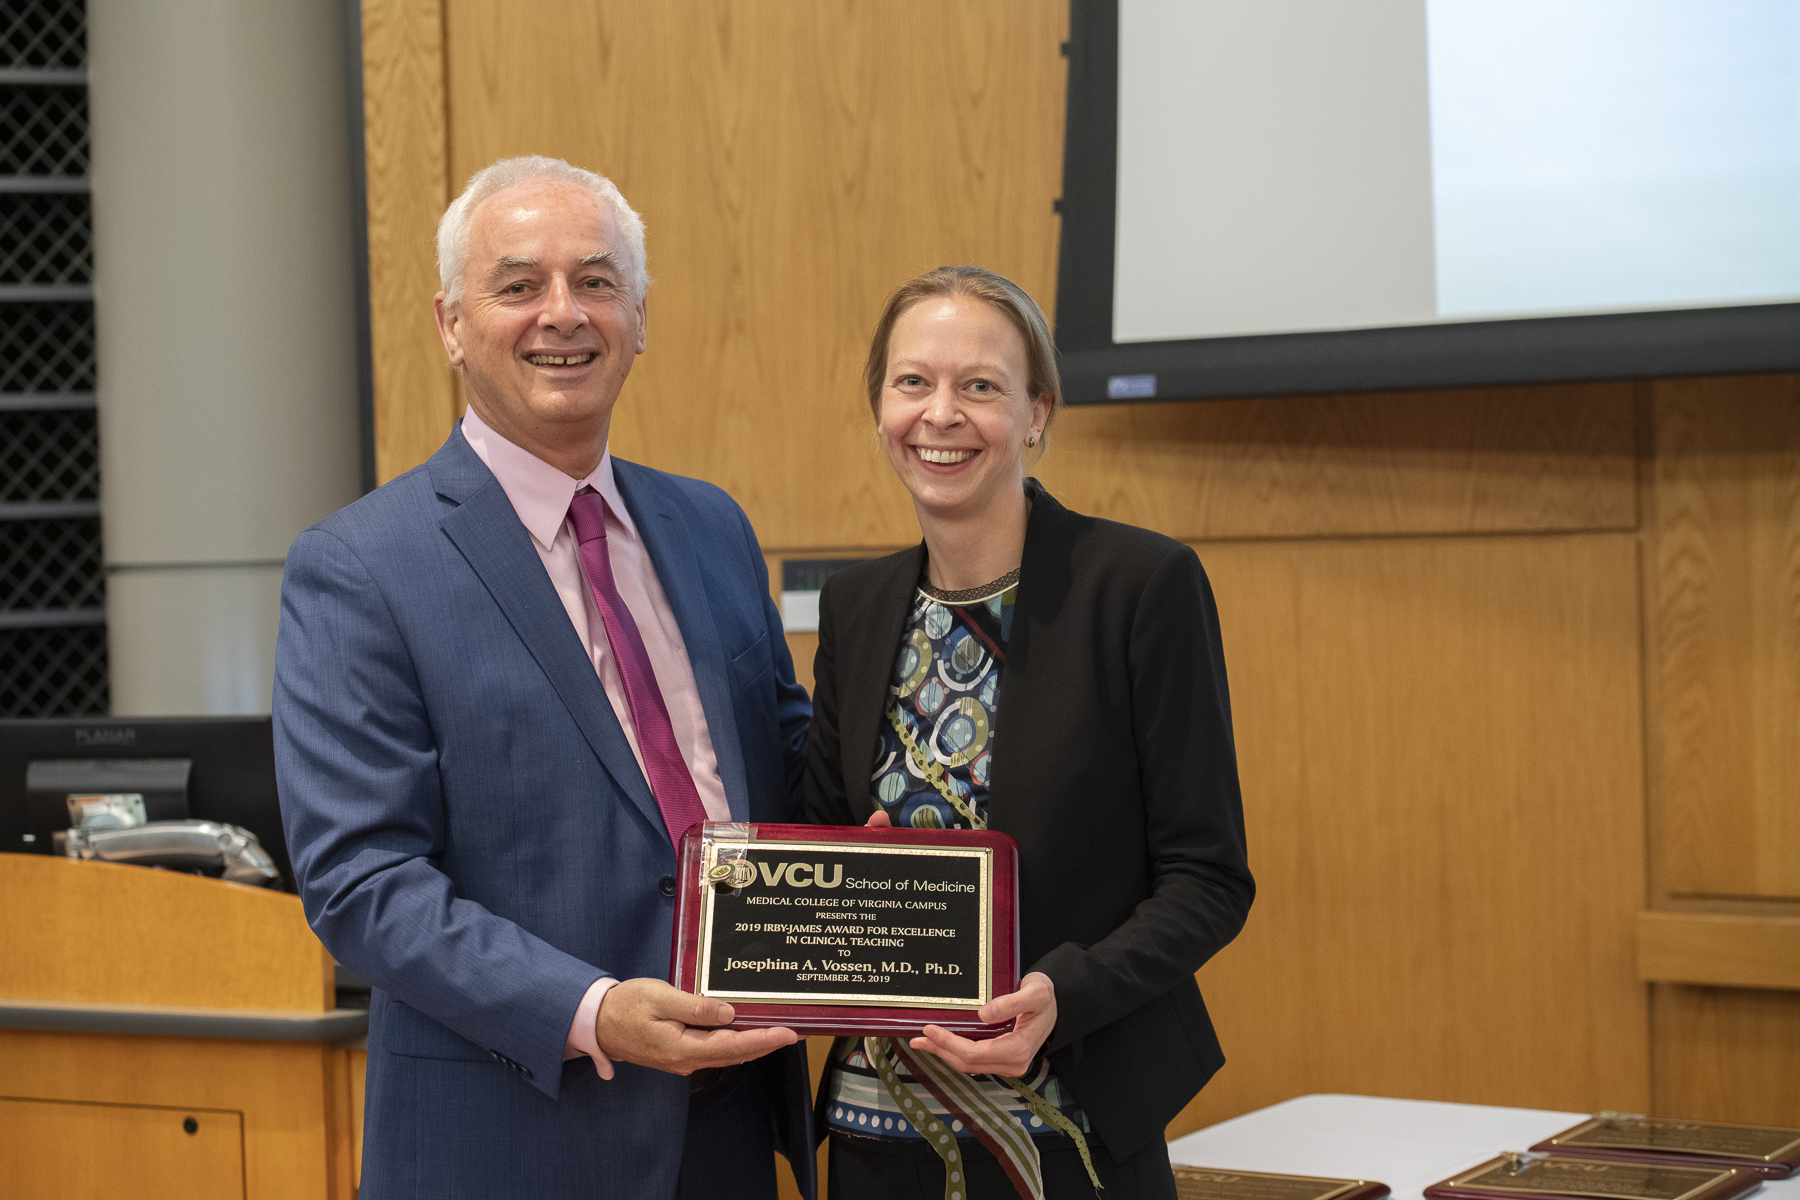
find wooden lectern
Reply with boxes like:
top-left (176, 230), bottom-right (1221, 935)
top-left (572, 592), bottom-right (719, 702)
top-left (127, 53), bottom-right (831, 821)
top-left (0, 852), bottom-right (367, 1199)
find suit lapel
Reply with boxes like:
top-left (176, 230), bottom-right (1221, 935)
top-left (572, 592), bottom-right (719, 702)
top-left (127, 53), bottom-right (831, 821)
top-left (983, 480), bottom-right (1069, 832)
top-left (611, 461), bottom-right (751, 821)
top-left (836, 546), bottom-right (923, 819)
top-left (427, 432), bottom-right (666, 841)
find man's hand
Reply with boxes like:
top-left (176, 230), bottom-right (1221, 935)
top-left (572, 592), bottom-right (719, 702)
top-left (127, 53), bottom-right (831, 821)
top-left (594, 977), bottom-right (797, 1077)
top-left (909, 971), bottom-right (1056, 1078)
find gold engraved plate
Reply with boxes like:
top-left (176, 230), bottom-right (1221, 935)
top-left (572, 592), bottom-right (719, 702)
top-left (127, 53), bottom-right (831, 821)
top-left (1172, 1167), bottom-right (1367, 1200)
top-left (1446, 1157), bottom-right (1738, 1200)
top-left (697, 833), bottom-right (992, 1009)
top-left (1550, 1118), bottom-right (1800, 1164)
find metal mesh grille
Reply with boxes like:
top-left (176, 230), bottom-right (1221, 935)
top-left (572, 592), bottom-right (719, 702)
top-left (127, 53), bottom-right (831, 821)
top-left (1, 516), bottom-right (102, 610)
top-left (1, 192), bottom-right (91, 282)
top-left (2, 0), bottom-right (86, 69)
top-left (0, 300), bottom-right (95, 391)
top-left (1, 408), bottom-right (97, 500)
top-left (1, 0), bottom-right (103, 717)
top-left (1, 0), bottom-right (103, 712)
top-left (0, 624), bottom-right (107, 716)
top-left (1, 85), bottom-right (88, 176)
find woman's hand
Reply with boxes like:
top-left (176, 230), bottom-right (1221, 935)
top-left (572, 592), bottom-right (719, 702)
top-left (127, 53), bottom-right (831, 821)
top-left (909, 971), bottom-right (1056, 1078)
top-left (865, 807), bottom-right (1055, 1074)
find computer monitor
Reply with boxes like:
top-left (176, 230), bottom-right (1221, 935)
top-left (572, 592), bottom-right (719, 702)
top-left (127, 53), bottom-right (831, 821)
top-left (0, 715), bottom-right (293, 891)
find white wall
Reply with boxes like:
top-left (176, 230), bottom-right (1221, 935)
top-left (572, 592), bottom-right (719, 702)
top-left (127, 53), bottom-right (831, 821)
top-left (88, 0), bottom-right (364, 715)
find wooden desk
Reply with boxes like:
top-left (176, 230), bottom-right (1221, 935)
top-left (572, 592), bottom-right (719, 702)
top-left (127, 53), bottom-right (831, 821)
top-left (0, 852), bottom-right (367, 1199)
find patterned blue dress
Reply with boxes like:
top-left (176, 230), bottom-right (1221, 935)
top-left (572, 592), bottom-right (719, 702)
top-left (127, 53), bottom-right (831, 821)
top-left (823, 568), bottom-right (1089, 1146)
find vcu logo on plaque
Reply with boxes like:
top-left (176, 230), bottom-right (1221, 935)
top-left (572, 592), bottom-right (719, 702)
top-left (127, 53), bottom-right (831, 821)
top-left (708, 858), bottom-right (846, 888)
top-left (706, 859), bottom-right (758, 888)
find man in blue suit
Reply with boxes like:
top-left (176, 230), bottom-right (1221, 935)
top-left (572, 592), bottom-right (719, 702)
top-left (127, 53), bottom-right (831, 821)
top-left (274, 156), bottom-right (813, 1199)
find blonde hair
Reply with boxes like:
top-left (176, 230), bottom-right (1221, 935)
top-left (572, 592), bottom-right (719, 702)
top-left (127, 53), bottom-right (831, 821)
top-left (863, 266), bottom-right (1062, 442)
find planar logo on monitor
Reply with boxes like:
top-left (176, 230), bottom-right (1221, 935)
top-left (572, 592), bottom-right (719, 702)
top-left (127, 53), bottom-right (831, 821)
top-left (74, 727), bottom-right (135, 746)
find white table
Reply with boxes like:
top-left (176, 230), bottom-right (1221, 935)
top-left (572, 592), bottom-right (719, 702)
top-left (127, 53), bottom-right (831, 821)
top-left (1168, 1095), bottom-right (1799, 1200)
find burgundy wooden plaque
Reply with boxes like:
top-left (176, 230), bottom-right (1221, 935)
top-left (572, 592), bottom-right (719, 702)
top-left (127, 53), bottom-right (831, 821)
top-left (1171, 1165), bottom-right (1391, 1200)
top-left (1531, 1117), bottom-right (1800, 1180)
top-left (1423, 1155), bottom-right (1762, 1200)
top-left (670, 822), bottom-right (1020, 1039)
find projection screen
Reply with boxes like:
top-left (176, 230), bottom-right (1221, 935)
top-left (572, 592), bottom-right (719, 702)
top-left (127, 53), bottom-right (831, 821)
top-left (1054, 0), bottom-right (1800, 403)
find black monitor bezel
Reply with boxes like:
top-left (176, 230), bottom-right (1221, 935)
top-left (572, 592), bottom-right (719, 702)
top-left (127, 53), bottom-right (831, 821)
top-left (1053, 0), bottom-right (1800, 405)
top-left (0, 715), bottom-right (292, 891)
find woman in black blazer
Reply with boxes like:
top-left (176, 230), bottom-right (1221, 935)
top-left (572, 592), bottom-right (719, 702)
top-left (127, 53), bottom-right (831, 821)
top-left (805, 266), bottom-right (1254, 1200)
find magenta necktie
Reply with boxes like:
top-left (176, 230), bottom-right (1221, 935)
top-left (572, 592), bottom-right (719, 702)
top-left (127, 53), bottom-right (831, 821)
top-left (568, 491), bottom-right (709, 846)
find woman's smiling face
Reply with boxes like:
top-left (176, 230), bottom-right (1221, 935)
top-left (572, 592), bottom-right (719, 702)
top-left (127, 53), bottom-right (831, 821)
top-left (877, 294), bottom-right (1049, 524)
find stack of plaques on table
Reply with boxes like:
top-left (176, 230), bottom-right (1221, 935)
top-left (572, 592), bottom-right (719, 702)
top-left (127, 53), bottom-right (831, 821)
top-left (1423, 1111), bottom-right (1800, 1200)
top-left (1423, 1151), bottom-right (1761, 1200)
top-left (1530, 1115), bottom-right (1800, 1181)
top-left (1172, 1166), bottom-right (1390, 1200)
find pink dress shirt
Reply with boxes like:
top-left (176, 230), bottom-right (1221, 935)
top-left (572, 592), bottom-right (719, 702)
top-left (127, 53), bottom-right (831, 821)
top-left (462, 406), bottom-right (732, 1079)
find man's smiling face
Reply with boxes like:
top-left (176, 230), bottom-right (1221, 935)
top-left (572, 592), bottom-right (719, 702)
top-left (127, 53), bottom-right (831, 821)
top-left (434, 178), bottom-right (646, 473)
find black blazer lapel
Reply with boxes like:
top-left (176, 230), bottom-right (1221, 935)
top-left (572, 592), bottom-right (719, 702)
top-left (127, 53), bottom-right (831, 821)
top-left (976, 480), bottom-right (1076, 834)
top-left (427, 432), bottom-right (666, 842)
top-left (833, 545), bottom-right (923, 818)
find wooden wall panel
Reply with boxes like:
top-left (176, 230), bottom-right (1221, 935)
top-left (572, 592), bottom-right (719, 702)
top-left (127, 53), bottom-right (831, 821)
top-left (1648, 374), bottom-right (1800, 900)
top-left (1167, 532), bottom-right (1649, 1135)
top-left (440, 0), bottom-right (1068, 547)
top-left (1650, 985), bottom-right (1800, 1126)
top-left (363, 0), bottom-right (457, 482)
top-left (1038, 383), bottom-right (1638, 542)
top-left (1638, 912), bottom-right (1800, 991)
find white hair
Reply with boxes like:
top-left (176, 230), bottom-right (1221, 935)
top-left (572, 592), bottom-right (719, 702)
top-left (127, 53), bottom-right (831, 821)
top-left (436, 155), bottom-right (650, 305)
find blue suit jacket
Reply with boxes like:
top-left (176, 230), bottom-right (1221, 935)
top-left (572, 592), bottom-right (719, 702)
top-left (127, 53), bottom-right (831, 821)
top-left (274, 428), bottom-right (814, 1199)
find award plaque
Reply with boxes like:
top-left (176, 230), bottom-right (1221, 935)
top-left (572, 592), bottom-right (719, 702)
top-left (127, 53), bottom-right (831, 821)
top-left (1532, 1116), bottom-right (1800, 1180)
top-left (1172, 1166), bottom-right (1390, 1200)
top-left (1423, 1154), bottom-right (1761, 1200)
top-left (670, 822), bottom-right (1020, 1038)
